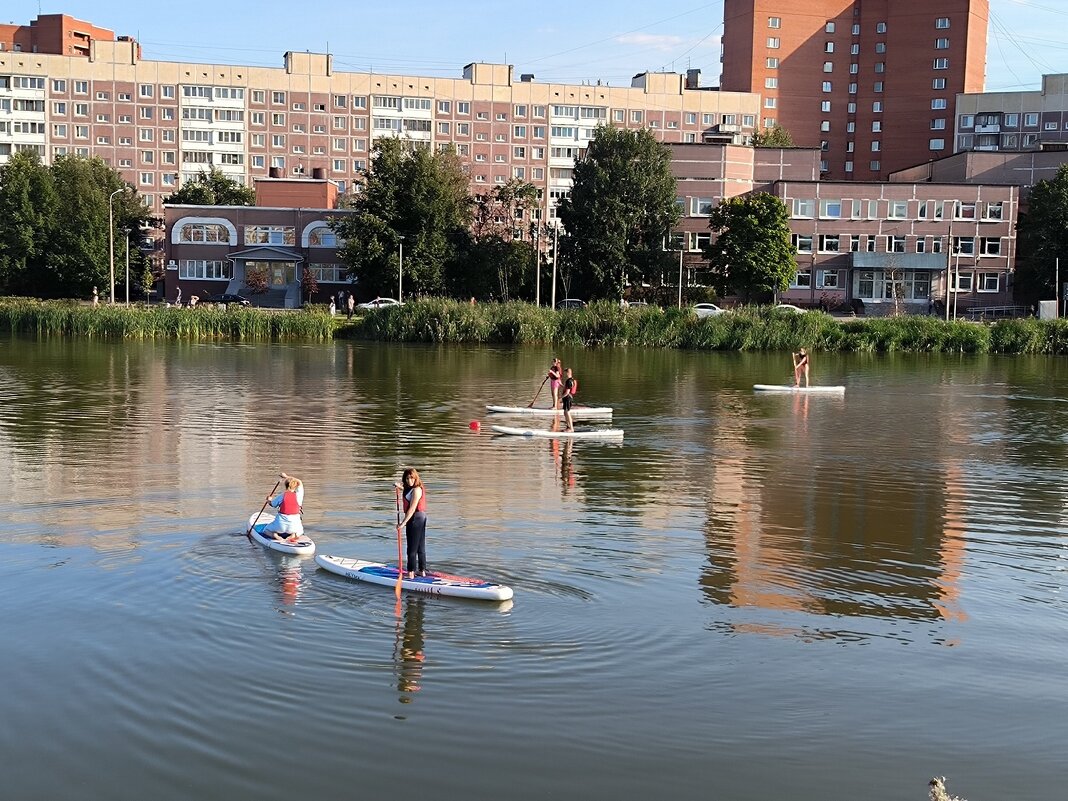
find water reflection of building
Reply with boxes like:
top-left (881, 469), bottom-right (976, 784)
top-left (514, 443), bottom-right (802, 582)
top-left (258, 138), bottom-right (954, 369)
top-left (699, 387), bottom-right (973, 630)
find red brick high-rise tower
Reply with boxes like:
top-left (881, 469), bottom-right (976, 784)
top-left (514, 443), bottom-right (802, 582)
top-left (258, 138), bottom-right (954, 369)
top-left (720, 0), bottom-right (989, 179)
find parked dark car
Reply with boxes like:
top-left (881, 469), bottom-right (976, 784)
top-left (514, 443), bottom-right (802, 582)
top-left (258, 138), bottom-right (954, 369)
top-left (217, 293), bottom-right (251, 306)
top-left (555, 298), bottom-right (587, 310)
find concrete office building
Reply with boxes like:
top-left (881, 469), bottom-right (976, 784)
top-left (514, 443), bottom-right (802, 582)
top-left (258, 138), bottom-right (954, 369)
top-left (0, 14), bottom-right (761, 224)
top-left (720, 0), bottom-right (989, 181)
top-left (954, 74), bottom-right (1068, 153)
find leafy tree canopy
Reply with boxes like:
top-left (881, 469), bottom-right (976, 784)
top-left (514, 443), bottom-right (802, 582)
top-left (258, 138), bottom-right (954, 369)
top-left (1016, 164), bottom-right (1068, 303)
top-left (751, 125), bottom-right (794, 147)
top-left (331, 139), bottom-right (473, 299)
top-left (163, 167), bottom-right (256, 206)
top-left (703, 192), bottom-right (796, 303)
top-left (0, 152), bottom-right (150, 299)
top-left (556, 126), bottom-right (680, 300)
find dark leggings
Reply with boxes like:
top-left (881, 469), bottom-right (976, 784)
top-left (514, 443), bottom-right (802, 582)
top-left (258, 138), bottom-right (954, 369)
top-left (405, 511), bottom-right (427, 574)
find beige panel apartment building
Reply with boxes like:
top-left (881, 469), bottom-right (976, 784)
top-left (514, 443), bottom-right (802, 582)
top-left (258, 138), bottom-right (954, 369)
top-left (0, 15), bottom-right (761, 223)
top-left (954, 74), bottom-right (1068, 153)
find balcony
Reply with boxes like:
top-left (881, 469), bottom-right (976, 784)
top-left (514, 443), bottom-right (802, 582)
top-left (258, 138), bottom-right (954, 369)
top-left (974, 144), bottom-right (1000, 151)
top-left (975, 125), bottom-right (1001, 133)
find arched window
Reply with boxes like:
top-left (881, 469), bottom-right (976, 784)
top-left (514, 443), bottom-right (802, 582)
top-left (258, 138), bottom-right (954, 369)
top-left (307, 225), bottom-right (339, 247)
top-left (171, 217), bottom-right (237, 245)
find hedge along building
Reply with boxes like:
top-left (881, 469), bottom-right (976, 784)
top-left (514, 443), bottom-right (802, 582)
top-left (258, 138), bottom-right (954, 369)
top-left (164, 176), bottom-right (352, 307)
top-left (669, 143), bottom-right (1018, 314)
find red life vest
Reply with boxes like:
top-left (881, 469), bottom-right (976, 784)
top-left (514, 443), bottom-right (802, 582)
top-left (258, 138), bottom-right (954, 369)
top-left (279, 490), bottom-right (300, 515)
top-left (565, 376), bottom-right (578, 396)
top-left (403, 487), bottom-right (427, 513)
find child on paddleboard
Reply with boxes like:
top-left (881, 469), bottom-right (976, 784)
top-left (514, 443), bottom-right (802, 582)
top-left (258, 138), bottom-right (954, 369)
top-left (561, 367), bottom-right (578, 431)
top-left (264, 473), bottom-right (304, 542)
top-left (396, 468), bottom-right (428, 578)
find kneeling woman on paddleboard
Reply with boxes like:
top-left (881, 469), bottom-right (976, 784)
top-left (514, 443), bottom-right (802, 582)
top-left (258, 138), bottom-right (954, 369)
top-left (264, 473), bottom-right (304, 542)
top-left (396, 468), bottom-right (427, 578)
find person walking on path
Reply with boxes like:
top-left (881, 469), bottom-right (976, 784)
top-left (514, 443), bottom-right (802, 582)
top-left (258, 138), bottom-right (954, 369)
top-left (346, 292), bottom-right (355, 320)
top-left (561, 367), bottom-right (578, 432)
top-left (792, 348), bottom-right (810, 388)
top-left (92, 286), bottom-right (99, 306)
top-left (175, 286), bottom-right (182, 307)
top-left (395, 468), bottom-right (428, 578)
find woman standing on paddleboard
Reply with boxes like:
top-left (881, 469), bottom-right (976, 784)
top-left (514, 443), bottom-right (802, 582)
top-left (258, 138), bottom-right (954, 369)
top-left (264, 473), bottom-right (304, 542)
top-left (548, 358), bottom-right (562, 409)
top-left (396, 468), bottom-right (428, 578)
top-left (792, 348), bottom-right (810, 388)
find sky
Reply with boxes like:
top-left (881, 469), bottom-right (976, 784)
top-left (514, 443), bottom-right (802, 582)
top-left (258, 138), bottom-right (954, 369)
top-left (6, 0), bottom-right (1067, 93)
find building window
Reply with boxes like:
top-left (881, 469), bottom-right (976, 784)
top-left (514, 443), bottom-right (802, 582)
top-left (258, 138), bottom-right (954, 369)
top-left (766, 78), bottom-right (779, 89)
top-left (825, 42), bottom-right (835, 53)
top-left (819, 199), bottom-right (842, 218)
top-left (936, 17), bottom-right (950, 29)
top-left (850, 63), bottom-right (859, 74)
top-left (791, 270), bottom-right (812, 288)
top-left (768, 16), bottom-right (781, 28)
top-left (245, 225), bottom-right (296, 246)
top-left (767, 37), bottom-right (780, 48)
top-left (765, 98), bottom-right (777, 109)
top-left (931, 119), bottom-right (946, 130)
top-left (825, 21), bottom-right (836, 33)
top-left (792, 234), bottom-right (813, 254)
top-left (870, 160), bottom-right (881, 171)
top-left (821, 101), bottom-right (831, 112)
top-left (933, 78), bottom-right (947, 90)
top-left (936, 38), bottom-right (950, 49)
top-left (818, 234), bottom-right (840, 253)
top-left (823, 61), bottom-right (834, 73)
top-left (179, 260), bottom-right (231, 280)
top-left (850, 43), bottom-right (860, 55)
top-left (953, 236), bottom-right (976, 255)
top-left (886, 235), bottom-right (906, 253)
top-left (872, 141), bottom-right (881, 152)
top-left (888, 200), bottom-right (907, 218)
top-left (980, 237), bottom-right (1002, 257)
top-left (872, 121), bottom-right (882, 132)
top-left (953, 272), bottom-right (974, 292)
top-left (817, 270), bottom-right (840, 289)
top-left (792, 198), bottom-right (815, 217)
top-left (934, 58), bottom-right (948, 70)
top-left (1024, 113), bottom-right (1039, 127)
top-left (978, 272), bottom-right (999, 292)
top-left (930, 138), bottom-right (946, 150)
top-left (932, 98), bottom-right (947, 109)
top-left (690, 197), bottom-right (716, 216)
top-left (822, 81), bottom-right (832, 92)
top-left (876, 22), bottom-right (887, 33)
top-left (766, 57), bottom-right (779, 69)
top-left (821, 120), bottom-right (831, 131)
top-left (875, 62), bottom-right (885, 73)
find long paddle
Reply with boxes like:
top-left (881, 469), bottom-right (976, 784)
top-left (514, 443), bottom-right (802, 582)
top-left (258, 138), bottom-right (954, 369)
top-left (527, 375), bottom-right (549, 407)
top-left (248, 480), bottom-right (281, 541)
top-left (394, 485), bottom-right (404, 606)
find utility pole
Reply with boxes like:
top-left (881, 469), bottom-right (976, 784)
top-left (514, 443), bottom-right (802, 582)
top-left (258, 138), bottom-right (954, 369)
top-left (1057, 257), bottom-right (1061, 318)
top-left (551, 224), bottom-right (559, 310)
top-left (534, 225), bottom-right (540, 307)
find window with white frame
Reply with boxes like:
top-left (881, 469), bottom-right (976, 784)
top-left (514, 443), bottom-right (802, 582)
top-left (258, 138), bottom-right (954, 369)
top-left (817, 270), bottom-right (839, 288)
top-left (886, 235), bottom-right (906, 253)
top-left (953, 236), bottom-right (975, 255)
top-left (980, 237), bottom-right (1001, 256)
top-left (791, 270), bottom-right (812, 288)
top-left (930, 138), bottom-right (945, 150)
top-left (954, 201), bottom-right (977, 220)
top-left (793, 198), bottom-right (815, 217)
top-left (819, 199), bottom-right (842, 218)
top-left (179, 260), bottom-right (231, 280)
top-left (936, 17), bottom-right (950, 29)
top-left (818, 234), bottom-right (840, 252)
top-left (977, 272), bottom-right (999, 292)
top-left (245, 225), bottom-right (295, 245)
top-left (792, 234), bottom-right (813, 253)
top-left (690, 197), bottom-right (715, 216)
top-left (888, 200), bottom-right (907, 219)
top-left (984, 202), bottom-right (1004, 220)
top-left (953, 271), bottom-right (974, 291)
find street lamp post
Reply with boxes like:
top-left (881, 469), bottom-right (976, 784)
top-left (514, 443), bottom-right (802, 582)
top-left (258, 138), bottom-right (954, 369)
top-left (678, 244), bottom-right (684, 309)
top-left (124, 230), bottom-right (130, 306)
top-left (108, 187), bottom-right (125, 304)
top-left (397, 235), bottom-right (405, 302)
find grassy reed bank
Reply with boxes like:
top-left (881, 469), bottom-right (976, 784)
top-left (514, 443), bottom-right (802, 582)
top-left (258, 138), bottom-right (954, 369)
top-left (0, 298), bottom-right (336, 341)
top-left (348, 298), bottom-right (1068, 354)
top-left (5, 297), bottom-right (1068, 354)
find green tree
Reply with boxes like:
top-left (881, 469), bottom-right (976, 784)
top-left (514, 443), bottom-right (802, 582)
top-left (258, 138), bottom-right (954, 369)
top-left (466, 180), bottom-right (540, 300)
top-left (0, 151), bottom-right (55, 295)
top-left (332, 139), bottom-right (471, 298)
top-left (751, 125), bottom-right (794, 147)
top-left (163, 167), bottom-right (256, 206)
top-left (703, 193), bottom-right (796, 303)
top-left (1016, 164), bottom-right (1068, 304)
top-left (44, 156), bottom-right (150, 299)
top-left (556, 126), bottom-right (680, 300)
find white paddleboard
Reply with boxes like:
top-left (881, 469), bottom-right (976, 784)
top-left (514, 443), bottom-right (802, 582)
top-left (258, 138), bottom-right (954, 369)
top-left (315, 554), bottom-right (514, 601)
top-left (486, 404), bottom-right (613, 418)
top-left (247, 513), bottom-right (316, 555)
top-left (490, 424), bottom-right (624, 441)
top-left (753, 384), bottom-right (845, 394)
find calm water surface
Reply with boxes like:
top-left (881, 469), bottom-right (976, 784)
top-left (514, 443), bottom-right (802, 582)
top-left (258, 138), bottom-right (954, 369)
top-left (1, 337), bottom-right (1066, 801)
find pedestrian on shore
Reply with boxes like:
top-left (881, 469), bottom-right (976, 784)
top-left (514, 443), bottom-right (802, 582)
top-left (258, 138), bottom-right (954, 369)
top-left (792, 348), bottom-right (810, 388)
top-left (346, 293), bottom-right (355, 320)
top-left (395, 468), bottom-right (428, 578)
top-left (329, 298), bottom-right (336, 316)
top-left (263, 473), bottom-right (305, 543)
top-left (92, 286), bottom-right (99, 306)
top-left (176, 286), bottom-right (182, 307)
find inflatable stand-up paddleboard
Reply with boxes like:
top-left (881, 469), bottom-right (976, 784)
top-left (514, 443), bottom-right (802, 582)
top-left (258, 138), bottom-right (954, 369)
top-left (490, 424), bottom-right (624, 441)
top-left (315, 554), bottom-right (513, 601)
top-left (486, 404), bottom-right (613, 419)
top-left (247, 513), bottom-right (316, 555)
top-left (753, 384), bottom-right (845, 394)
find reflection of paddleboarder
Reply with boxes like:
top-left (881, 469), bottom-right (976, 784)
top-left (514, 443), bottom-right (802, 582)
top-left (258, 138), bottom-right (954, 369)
top-left (792, 348), bottom-right (810, 388)
top-left (396, 596), bottom-right (426, 701)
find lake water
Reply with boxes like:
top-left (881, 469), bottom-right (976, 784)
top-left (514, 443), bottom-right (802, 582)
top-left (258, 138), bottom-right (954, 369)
top-left (0, 337), bottom-right (1065, 801)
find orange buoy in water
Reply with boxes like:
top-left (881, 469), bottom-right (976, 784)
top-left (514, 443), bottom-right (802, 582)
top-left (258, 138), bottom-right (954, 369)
top-left (469, 420), bottom-right (481, 432)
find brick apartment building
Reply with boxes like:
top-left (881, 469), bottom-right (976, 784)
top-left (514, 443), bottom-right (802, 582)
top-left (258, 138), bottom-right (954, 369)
top-left (719, 0), bottom-right (989, 181)
top-left (954, 74), bottom-right (1068, 153)
top-left (0, 13), bottom-right (760, 225)
top-left (671, 144), bottom-right (1018, 313)
top-left (0, 13), bottom-right (120, 58)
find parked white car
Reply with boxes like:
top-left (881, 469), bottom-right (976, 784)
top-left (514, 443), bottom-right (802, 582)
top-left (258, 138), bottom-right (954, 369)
top-left (693, 302), bottom-right (726, 318)
top-left (357, 297), bottom-right (403, 309)
top-left (773, 303), bottom-right (806, 313)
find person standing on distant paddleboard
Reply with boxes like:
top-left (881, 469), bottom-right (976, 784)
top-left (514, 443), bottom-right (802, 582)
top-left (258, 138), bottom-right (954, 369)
top-left (396, 468), bottom-right (428, 579)
top-left (561, 367), bottom-right (578, 432)
top-left (264, 473), bottom-right (304, 542)
top-left (548, 357), bottom-right (562, 409)
top-left (792, 348), bottom-right (810, 388)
